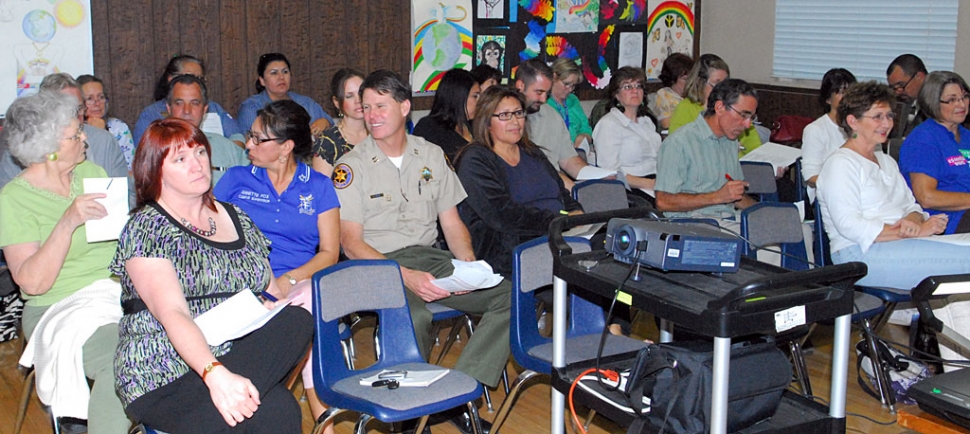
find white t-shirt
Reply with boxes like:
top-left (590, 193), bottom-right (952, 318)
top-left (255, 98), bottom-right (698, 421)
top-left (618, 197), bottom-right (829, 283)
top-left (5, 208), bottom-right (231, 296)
top-left (592, 108), bottom-right (662, 177)
top-left (801, 114), bottom-right (846, 201)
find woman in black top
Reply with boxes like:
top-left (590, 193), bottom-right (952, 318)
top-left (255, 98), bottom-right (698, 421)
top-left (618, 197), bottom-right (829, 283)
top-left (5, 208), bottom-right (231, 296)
top-left (413, 69), bottom-right (481, 162)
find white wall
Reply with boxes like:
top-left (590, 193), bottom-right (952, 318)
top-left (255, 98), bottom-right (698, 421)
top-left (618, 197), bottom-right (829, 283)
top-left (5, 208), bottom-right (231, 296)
top-left (700, 1), bottom-right (970, 88)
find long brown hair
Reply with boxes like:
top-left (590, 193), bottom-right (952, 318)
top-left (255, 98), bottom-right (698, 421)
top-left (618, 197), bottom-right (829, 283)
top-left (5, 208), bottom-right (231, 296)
top-left (469, 85), bottom-right (535, 152)
top-left (133, 118), bottom-right (215, 212)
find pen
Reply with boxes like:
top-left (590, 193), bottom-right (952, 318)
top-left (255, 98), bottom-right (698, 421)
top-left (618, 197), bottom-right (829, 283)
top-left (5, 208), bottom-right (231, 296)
top-left (106, 178), bottom-right (114, 190)
top-left (725, 174), bottom-right (734, 181)
top-left (260, 291), bottom-right (278, 302)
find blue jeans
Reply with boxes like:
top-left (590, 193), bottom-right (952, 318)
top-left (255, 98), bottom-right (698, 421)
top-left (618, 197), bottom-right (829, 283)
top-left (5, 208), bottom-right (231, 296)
top-left (832, 239), bottom-right (970, 289)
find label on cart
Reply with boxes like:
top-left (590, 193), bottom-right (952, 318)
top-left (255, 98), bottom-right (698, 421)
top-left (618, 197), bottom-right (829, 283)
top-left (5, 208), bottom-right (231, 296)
top-left (774, 305), bottom-right (806, 332)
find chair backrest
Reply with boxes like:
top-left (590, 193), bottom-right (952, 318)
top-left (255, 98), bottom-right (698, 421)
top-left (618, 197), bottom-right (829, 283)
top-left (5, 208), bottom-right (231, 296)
top-left (510, 236), bottom-right (599, 372)
top-left (311, 260), bottom-right (423, 400)
top-left (740, 161), bottom-right (779, 202)
top-left (812, 199), bottom-right (834, 266)
top-left (572, 179), bottom-right (630, 213)
top-left (740, 202), bottom-right (809, 271)
top-left (793, 157), bottom-right (807, 203)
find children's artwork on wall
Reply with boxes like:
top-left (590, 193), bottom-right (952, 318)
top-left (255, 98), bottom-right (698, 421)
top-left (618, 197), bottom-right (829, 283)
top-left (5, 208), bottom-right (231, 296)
top-left (478, 0), bottom-right (505, 19)
top-left (476, 35), bottom-right (507, 73)
top-left (519, 19), bottom-right (546, 62)
top-left (545, 36), bottom-right (579, 61)
top-left (518, 0), bottom-right (554, 21)
top-left (644, 0), bottom-right (694, 79)
top-left (618, 0), bottom-right (647, 23)
top-left (412, 0), bottom-right (474, 93)
top-left (618, 31), bottom-right (643, 69)
top-left (547, 0), bottom-right (599, 34)
top-left (582, 24), bottom-right (614, 89)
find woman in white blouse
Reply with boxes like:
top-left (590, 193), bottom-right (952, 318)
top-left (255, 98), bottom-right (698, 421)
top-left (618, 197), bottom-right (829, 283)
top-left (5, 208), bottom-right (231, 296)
top-left (801, 68), bottom-right (856, 200)
top-left (592, 67), bottom-right (662, 201)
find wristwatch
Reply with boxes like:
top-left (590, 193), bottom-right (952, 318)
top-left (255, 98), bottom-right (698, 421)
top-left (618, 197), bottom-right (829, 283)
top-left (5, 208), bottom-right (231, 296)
top-left (203, 361), bottom-right (223, 381)
top-left (283, 273), bottom-right (297, 286)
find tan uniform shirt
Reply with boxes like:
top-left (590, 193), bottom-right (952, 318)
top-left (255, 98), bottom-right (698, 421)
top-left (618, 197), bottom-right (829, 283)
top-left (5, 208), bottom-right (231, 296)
top-left (332, 134), bottom-right (467, 254)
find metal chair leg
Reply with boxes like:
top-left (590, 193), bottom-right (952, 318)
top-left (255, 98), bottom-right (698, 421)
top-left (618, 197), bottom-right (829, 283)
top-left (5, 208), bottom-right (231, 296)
top-left (15, 368), bottom-right (34, 434)
top-left (789, 340), bottom-right (813, 396)
top-left (501, 367), bottom-right (511, 394)
top-left (466, 401), bottom-right (485, 434)
top-left (353, 413), bottom-right (373, 434)
top-left (583, 409), bottom-right (597, 431)
top-left (490, 370), bottom-right (542, 434)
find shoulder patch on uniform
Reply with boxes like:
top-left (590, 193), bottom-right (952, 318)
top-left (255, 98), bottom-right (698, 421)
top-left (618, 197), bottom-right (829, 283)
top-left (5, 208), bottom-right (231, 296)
top-left (332, 163), bottom-right (354, 189)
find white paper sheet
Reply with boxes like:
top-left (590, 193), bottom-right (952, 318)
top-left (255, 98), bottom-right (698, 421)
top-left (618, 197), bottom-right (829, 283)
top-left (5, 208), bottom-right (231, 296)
top-left (739, 142), bottom-right (803, 174)
top-left (563, 223), bottom-right (606, 239)
top-left (576, 166), bottom-right (618, 181)
top-left (194, 290), bottom-right (291, 346)
top-left (431, 260), bottom-right (503, 293)
top-left (83, 177), bottom-right (129, 242)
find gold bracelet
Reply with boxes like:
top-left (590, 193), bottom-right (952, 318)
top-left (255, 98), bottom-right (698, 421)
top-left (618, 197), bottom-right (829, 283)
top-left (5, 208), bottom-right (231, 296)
top-left (202, 361), bottom-right (223, 382)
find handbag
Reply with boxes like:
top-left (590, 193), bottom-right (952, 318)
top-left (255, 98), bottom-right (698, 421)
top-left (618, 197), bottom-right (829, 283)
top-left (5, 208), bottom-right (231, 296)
top-left (769, 115), bottom-right (813, 144)
top-left (624, 338), bottom-right (792, 434)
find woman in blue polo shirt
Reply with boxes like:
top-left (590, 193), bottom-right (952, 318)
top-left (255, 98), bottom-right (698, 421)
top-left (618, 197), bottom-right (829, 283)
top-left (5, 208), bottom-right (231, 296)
top-left (214, 99), bottom-right (340, 427)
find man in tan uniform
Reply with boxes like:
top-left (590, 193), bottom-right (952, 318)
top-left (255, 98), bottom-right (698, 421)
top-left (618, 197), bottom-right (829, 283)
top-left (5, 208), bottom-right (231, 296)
top-left (332, 70), bottom-right (509, 433)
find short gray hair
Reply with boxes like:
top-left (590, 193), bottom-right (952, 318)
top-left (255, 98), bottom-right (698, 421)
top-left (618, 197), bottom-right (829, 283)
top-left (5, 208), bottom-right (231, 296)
top-left (917, 71), bottom-right (970, 122)
top-left (4, 92), bottom-right (79, 166)
top-left (39, 72), bottom-right (80, 92)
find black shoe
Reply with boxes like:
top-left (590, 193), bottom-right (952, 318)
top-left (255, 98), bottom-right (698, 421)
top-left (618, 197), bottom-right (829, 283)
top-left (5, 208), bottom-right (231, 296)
top-left (448, 410), bottom-right (491, 434)
top-left (399, 419), bottom-right (432, 434)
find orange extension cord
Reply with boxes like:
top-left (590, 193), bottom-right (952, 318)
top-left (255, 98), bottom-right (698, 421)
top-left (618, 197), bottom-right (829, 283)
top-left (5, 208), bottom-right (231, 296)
top-left (568, 368), bottom-right (620, 434)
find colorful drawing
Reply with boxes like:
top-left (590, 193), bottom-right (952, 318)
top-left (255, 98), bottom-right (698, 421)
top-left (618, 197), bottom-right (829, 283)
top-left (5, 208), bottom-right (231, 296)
top-left (545, 36), bottom-right (579, 61)
top-left (518, 0), bottom-right (553, 21)
top-left (644, 0), bottom-right (694, 79)
top-left (547, 0), bottom-right (598, 34)
top-left (582, 24), bottom-right (613, 89)
top-left (412, 0), bottom-right (474, 92)
top-left (476, 35), bottom-right (506, 72)
top-left (518, 19), bottom-right (545, 62)
top-left (619, 0), bottom-right (646, 22)
top-left (478, 0), bottom-right (505, 19)
top-left (601, 0), bottom-right (619, 20)
top-left (618, 32), bottom-right (643, 69)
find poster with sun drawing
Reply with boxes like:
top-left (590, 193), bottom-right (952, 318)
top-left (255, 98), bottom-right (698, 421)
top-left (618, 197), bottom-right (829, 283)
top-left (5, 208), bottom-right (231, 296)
top-left (644, 0), bottom-right (694, 80)
top-left (0, 0), bottom-right (92, 117)
top-left (412, 0), bottom-right (474, 93)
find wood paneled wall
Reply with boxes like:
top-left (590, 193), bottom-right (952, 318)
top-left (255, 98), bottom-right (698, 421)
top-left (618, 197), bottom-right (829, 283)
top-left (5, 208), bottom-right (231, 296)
top-left (91, 0), bottom-right (412, 129)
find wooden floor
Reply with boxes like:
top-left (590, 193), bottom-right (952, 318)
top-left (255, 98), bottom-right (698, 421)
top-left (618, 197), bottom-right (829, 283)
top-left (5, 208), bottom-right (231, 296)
top-left (0, 314), bottom-right (950, 434)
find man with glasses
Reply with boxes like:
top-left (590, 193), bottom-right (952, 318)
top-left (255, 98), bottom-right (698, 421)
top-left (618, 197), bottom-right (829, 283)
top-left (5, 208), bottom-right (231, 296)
top-left (333, 70), bottom-right (509, 434)
top-left (887, 54), bottom-right (928, 137)
top-left (0, 73), bottom-right (128, 190)
top-left (514, 58), bottom-right (591, 190)
top-left (656, 79), bottom-right (758, 218)
top-left (165, 74), bottom-right (247, 185)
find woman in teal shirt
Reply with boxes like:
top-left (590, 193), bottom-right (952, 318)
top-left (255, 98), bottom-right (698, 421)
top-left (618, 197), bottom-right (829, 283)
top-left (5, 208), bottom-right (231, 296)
top-left (546, 57), bottom-right (593, 148)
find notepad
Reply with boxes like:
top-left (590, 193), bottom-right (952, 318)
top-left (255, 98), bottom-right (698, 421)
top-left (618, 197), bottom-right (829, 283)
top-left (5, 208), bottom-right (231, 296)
top-left (83, 177), bottom-right (129, 242)
top-left (194, 290), bottom-right (291, 346)
top-left (359, 369), bottom-right (449, 388)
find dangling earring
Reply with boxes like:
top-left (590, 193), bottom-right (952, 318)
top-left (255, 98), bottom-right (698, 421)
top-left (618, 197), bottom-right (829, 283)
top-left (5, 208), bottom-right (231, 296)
top-left (851, 132), bottom-right (857, 139)
top-left (47, 152), bottom-right (58, 161)
top-left (279, 154), bottom-right (287, 164)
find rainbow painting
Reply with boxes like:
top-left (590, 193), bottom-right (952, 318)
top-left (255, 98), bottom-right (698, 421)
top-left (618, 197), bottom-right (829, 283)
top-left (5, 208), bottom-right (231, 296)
top-left (646, 1), bottom-right (694, 35)
top-left (519, 0), bottom-right (554, 21)
top-left (582, 24), bottom-right (614, 89)
top-left (411, 0), bottom-right (474, 93)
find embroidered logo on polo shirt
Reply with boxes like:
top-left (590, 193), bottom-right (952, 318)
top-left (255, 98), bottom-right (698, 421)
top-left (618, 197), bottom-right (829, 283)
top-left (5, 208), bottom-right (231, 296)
top-left (298, 194), bottom-right (315, 215)
top-left (333, 163), bottom-right (353, 189)
top-left (947, 155), bottom-right (967, 167)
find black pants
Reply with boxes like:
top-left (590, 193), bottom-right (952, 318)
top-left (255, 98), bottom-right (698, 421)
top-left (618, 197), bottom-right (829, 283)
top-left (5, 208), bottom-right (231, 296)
top-left (127, 306), bottom-right (313, 434)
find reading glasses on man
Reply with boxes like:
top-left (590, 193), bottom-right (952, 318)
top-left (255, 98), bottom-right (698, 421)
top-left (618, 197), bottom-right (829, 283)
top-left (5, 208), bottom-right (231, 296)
top-left (244, 130), bottom-right (284, 145)
top-left (941, 94), bottom-right (970, 105)
top-left (727, 105), bottom-right (758, 123)
top-left (620, 83), bottom-right (644, 91)
top-left (492, 110), bottom-right (526, 121)
top-left (891, 75), bottom-right (915, 91)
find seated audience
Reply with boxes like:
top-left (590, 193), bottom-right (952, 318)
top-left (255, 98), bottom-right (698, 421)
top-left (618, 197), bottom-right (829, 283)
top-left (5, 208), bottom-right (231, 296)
top-left (133, 55), bottom-right (239, 144)
top-left (649, 52), bottom-right (694, 129)
top-left (656, 79), bottom-right (758, 218)
top-left (165, 74), bottom-right (248, 185)
top-left (237, 53), bottom-right (334, 136)
top-left (899, 71), bottom-right (970, 234)
top-left (0, 92), bottom-right (130, 433)
top-left (312, 68), bottom-right (367, 176)
top-left (593, 66), bottom-right (662, 202)
top-left (668, 54), bottom-right (762, 157)
top-left (817, 80), bottom-right (970, 366)
top-left (470, 63), bottom-right (502, 91)
top-left (214, 100), bottom-right (340, 427)
top-left (332, 70), bottom-right (509, 433)
top-left (413, 68), bottom-right (481, 162)
top-left (801, 68), bottom-right (856, 199)
top-left (77, 74), bottom-right (136, 170)
top-left (456, 85), bottom-right (582, 276)
top-left (546, 57), bottom-right (593, 148)
top-left (113, 118), bottom-right (312, 433)
top-left (515, 59), bottom-right (590, 191)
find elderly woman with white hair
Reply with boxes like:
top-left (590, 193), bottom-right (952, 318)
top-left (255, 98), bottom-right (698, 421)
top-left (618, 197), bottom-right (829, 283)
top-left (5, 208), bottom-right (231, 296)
top-left (0, 92), bottom-right (130, 433)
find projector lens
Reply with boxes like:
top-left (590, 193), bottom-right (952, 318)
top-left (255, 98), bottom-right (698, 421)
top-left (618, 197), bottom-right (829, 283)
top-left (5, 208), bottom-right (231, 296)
top-left (617, 229), bottom-right (632, 252)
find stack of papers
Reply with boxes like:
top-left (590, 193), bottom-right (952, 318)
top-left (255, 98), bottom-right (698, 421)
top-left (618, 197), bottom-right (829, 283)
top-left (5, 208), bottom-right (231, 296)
top-left (576, 166), bottom-right (617, 181)
top-left (739, 142), bottom-right (802, 174)
top-left (194, 290), bottom-right (291, 346)
top-left (83, 177), bottom-right (130, 242)
top-left (431, 260), bottom-right (503, 293)
top-left (359, 369), bottom-right (449, 387)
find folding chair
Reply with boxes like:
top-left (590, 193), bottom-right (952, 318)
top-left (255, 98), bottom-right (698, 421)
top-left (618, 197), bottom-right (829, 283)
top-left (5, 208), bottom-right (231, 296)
top-left (310, 260), bottom-right (485, 434)
top-left (740, 161), bottom-right (779, 202)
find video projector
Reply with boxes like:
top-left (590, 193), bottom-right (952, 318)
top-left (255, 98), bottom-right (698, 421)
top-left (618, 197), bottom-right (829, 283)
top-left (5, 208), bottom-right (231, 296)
top-left (604, 218), bottom-right (743, 273)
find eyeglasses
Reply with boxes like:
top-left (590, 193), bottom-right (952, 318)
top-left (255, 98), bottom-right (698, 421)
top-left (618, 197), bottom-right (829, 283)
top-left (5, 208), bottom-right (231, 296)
top-left (561, 80), bottom-right (581, 90)
top-left (706, 80), bottom-right (722, 88)
top-left (940, 93), bottom-right (970, 105)
top-left (620, 83), bottom-right (644, 91)
top-left (890, 75), bottom-right (916, 92)
top-left (492, 110), bottom-right (526, 121)
top-left (62, 127), bottom-right (84, 143)
top-left (75, 104), bottom-right (86, 115)
top-left (84, 94), bottom-right (108, 105)
top-left (244, 129), bottom-right (284, 145)
top-left (726, 105), bottom-right (758, 123)
top-left (859, 112), bottom-right (896, 122)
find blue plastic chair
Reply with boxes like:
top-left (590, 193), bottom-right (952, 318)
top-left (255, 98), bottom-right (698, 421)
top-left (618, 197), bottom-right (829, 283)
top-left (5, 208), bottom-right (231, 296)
top-left (310, 260), bottom-right (485, 434)
top-left (740, 161), bottom-right (780, 202)
top-left (489, 237), bottom-right (648, 433)
top-left (571, 179), bottom-right (652, 213)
